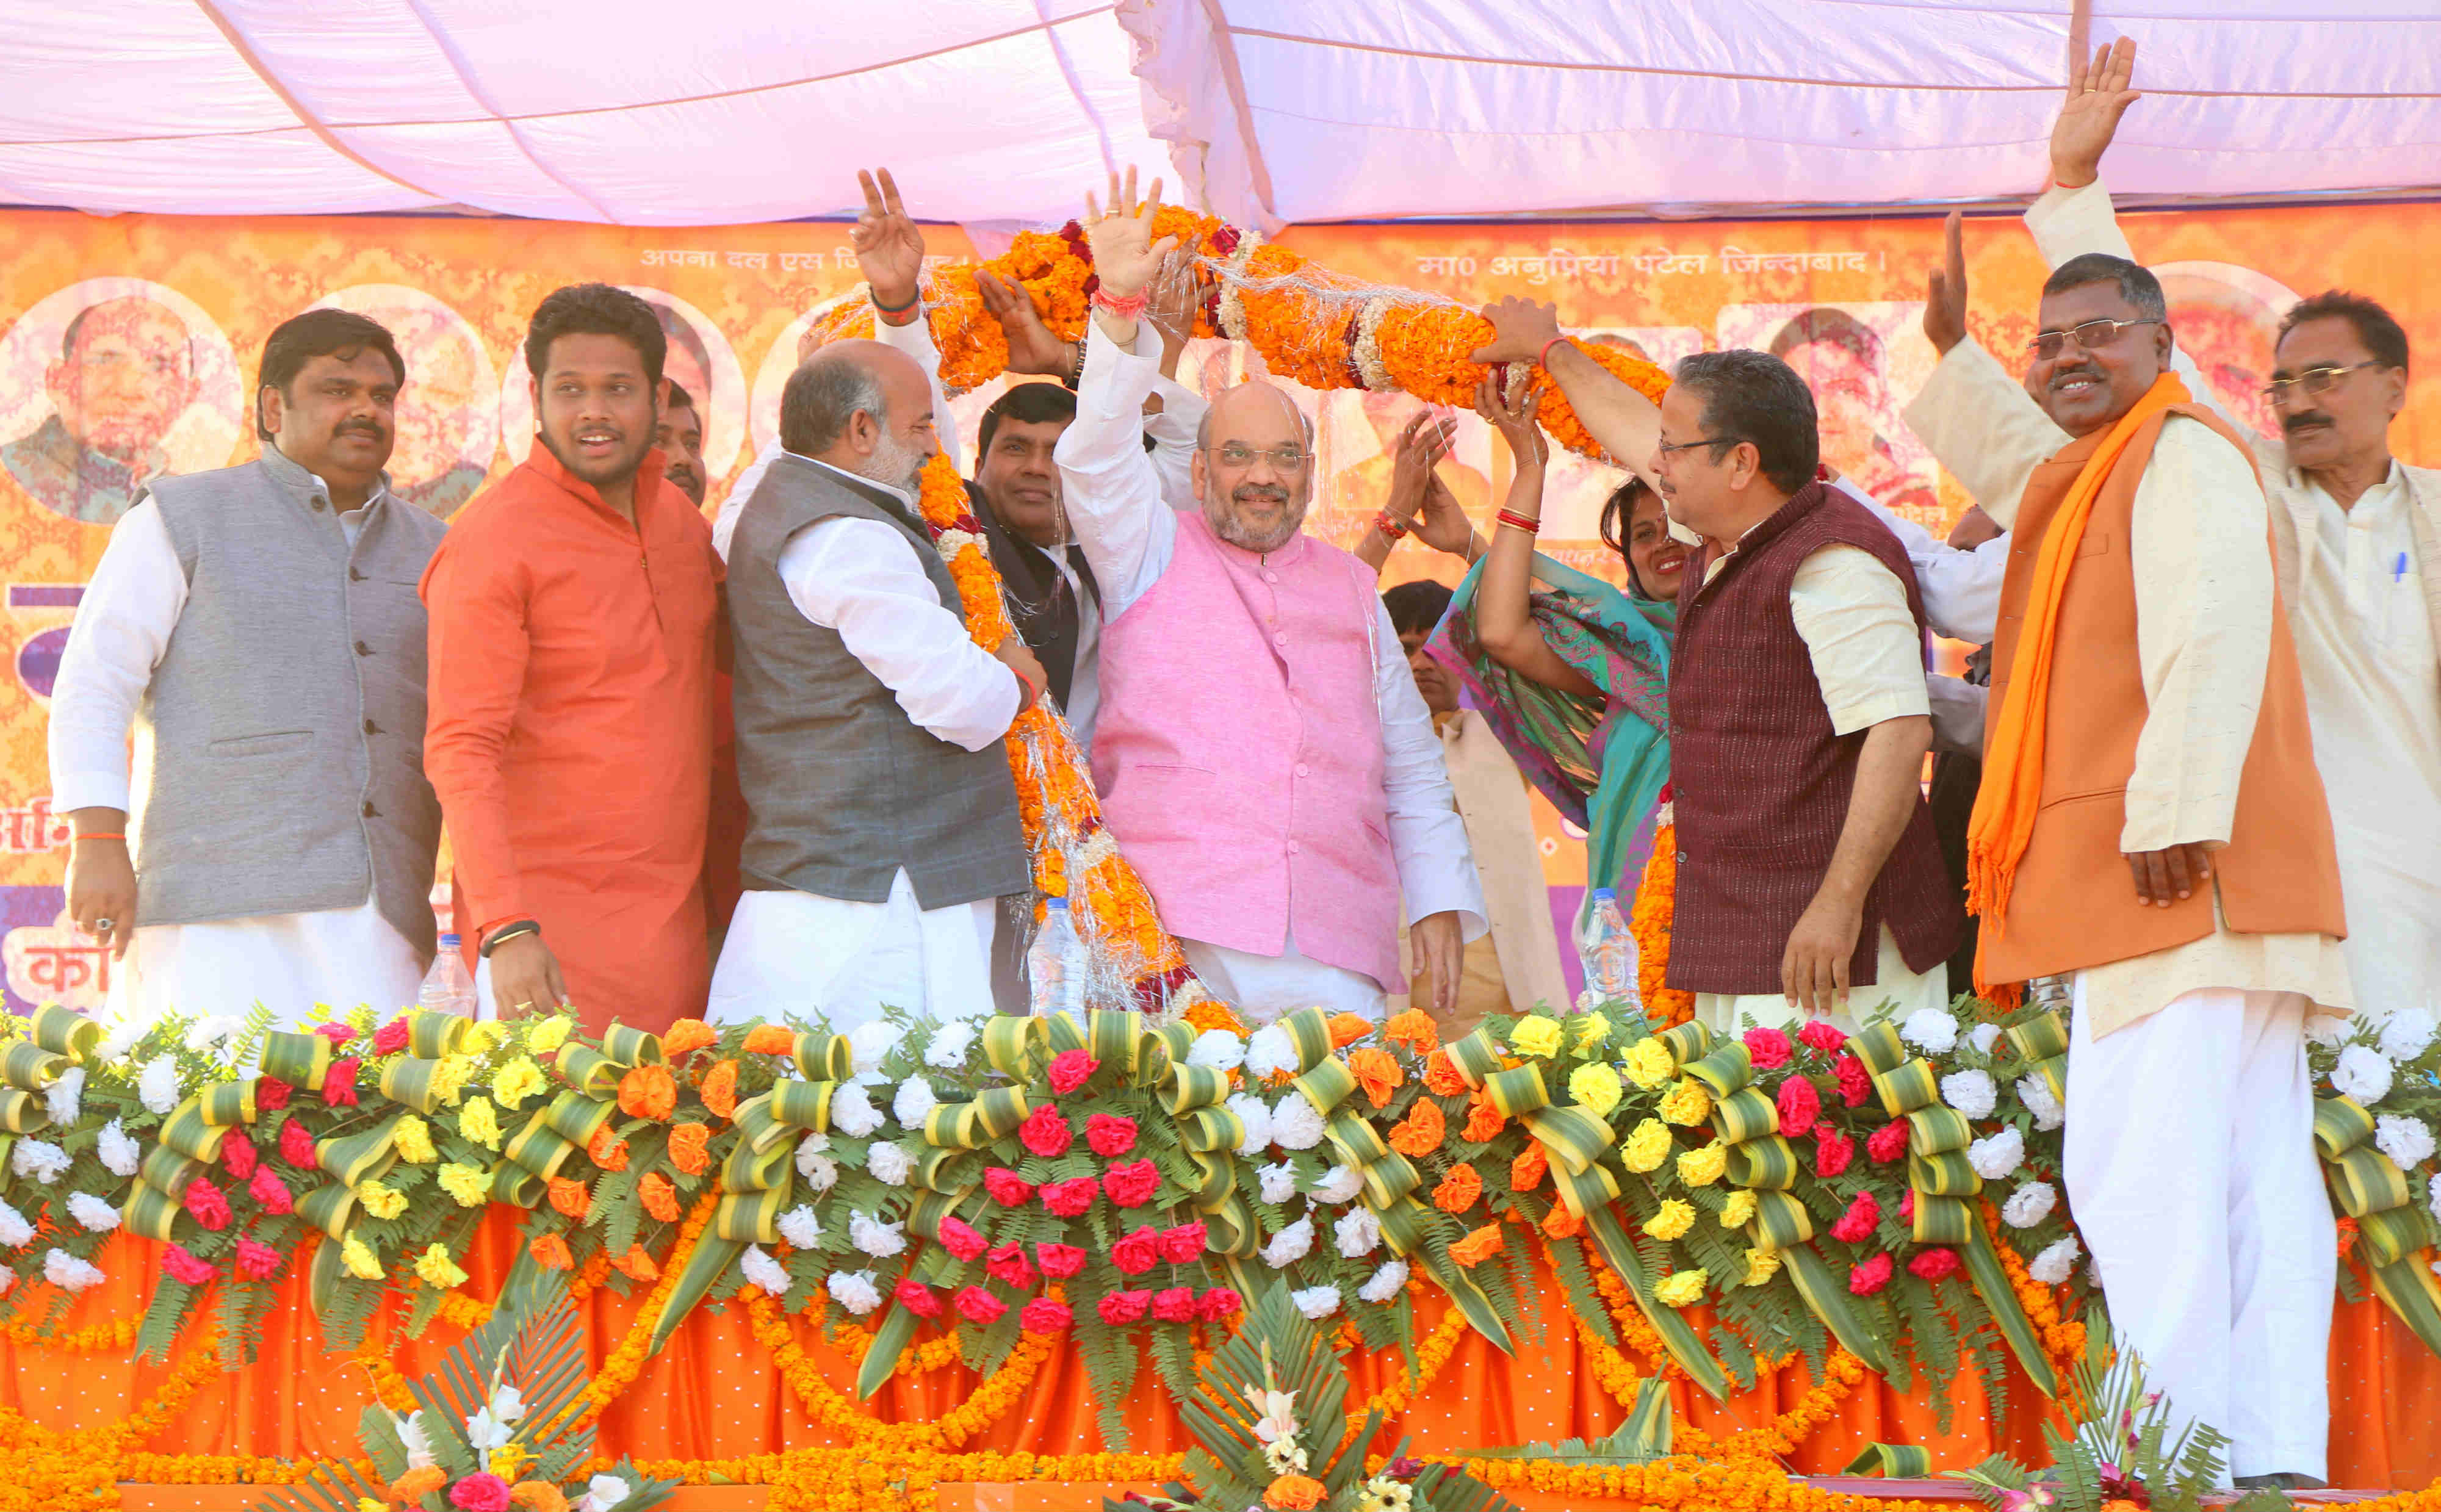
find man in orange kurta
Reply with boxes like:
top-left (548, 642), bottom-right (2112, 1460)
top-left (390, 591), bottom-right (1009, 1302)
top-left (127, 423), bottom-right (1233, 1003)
top-left (422, 284), bottom-right (722, 1034)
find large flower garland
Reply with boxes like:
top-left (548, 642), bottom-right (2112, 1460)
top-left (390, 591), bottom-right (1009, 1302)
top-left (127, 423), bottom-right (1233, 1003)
top-left (1629, 799), bottom-right (1696, 1030)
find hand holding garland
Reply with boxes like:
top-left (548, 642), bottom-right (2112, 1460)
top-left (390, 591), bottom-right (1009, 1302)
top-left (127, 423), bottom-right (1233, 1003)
top-left (1470, 296), bottom-right (1662, 491)
top-left (1465, 376), bottom-right (1601, 702)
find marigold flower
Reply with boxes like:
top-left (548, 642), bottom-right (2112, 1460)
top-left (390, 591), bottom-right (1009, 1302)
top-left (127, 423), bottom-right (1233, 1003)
top-left (1422, 1050), bottom-right (1468, 1096)
top-left (1449, 1223), bottom-right (1504, 1268)
top-left (588, 1125), bottom-right (630, 1172)
top-left (1620, 1118), bottom-right (1673, 1173)
top-left (1654, 1269), bottom-right (1707, 1308)
top-left (1720, 1190), bottom-right (1758, 1229)
top-left (414, 1242), bottom-right (468, 1289)
top-left (547, 1177), bottom-right (590, 1220)
top-left (619, 1064), bottom-right (677, 1121)
top-left (1388, 1098), bottom-right (1446, 1156)
top-left (525, 1015), bottom-right (574, 1055)
top-left (1383, 1010), bottom-right (1438, 1054)
top-left (1622, 1038), bottom-right (1676, 1089)
top-left (698, 1059), bottom-right (740, 1120)
top-left (743, 1024), bottom-right (797, 1056)
top-left (1430, 1162), bottom-right (1482, 1214)
top-left (528, 1234), bottom-right (574, 1271)
top-left (1346, 1047), bottom-right (1405, 1109)
top-left (1659, 1079), bottom-right (1712, 1127)
top-left (1267, 1474), bottom-right (1325, 1510)
top-left (639, 1172), bottom-right (680, 1223)
top-left (1675, 1141), bottom-right (1727, 1187)
top-left (1541, 1206), bottom-right (1583, 1239)
top-left (438, 1163), bottom-right (490, 1207)
top-left (1509, 1143), bottom-right (1548, 1192)
top-left (341, 1235), bottom-right (384, 1280)
top-left (660, 1018), bottom-right (716, 1059)
top-left (1462, 1093), bottom-right (1505, 1143)
top-left (1567, 1062), bottom-right (1623, 1117)
top-left (1325, 1012), bottom-right (1372, 1049)
top-left (357, 1179), bottom-right (408, 1221)
top-left (611, 1244), bottom-right (659, 1281)
top-left (509, 1483), bottom-right (569, 1512)
top-left (1743, 1247), bottom-right (1784, 1287)
top-left (389, 1467), bottom-right (447, 1503)
top-left (491, 1056), bottom-right (546, 1112)
top-left (1507, 1015), bottom-right (1563, 1058)
top-left (1643, 1198), bottom-right (1696, 1242)
top-left (667, 1121), bottom-right (712, 1176)
top-left (459, 1096), bottom-right (503, 1152)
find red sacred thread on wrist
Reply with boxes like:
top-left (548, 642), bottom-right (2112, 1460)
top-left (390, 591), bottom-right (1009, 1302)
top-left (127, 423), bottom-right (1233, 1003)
top-left (1091, 288), bottom-right (1150, 319)
top-left (1495, 508), bottom-right (1542, 536)
top-left (1012, 663), bottom-right (1045, 712)
top-left (1537, 336), bottom-right (1571, 369)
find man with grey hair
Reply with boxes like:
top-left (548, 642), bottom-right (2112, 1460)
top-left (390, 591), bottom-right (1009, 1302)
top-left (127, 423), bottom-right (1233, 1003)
top-left (705, 337), bottom-right (1044, 1028)
top-left (1053, 170), bottom-right (1485, 1024)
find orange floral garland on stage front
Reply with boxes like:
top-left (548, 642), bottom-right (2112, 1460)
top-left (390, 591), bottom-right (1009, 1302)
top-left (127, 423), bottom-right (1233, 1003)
top-left (1631, 809), bottom-right (1696, 1029)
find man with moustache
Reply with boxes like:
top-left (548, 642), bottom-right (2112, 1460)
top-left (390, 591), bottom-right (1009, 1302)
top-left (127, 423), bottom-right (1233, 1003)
top-left (657, 380), bottom-right (707, 506)
top-left (51, 308), bottom-right (445, 1026)
top-left (1056, 171), bottom-right (1484, 1023)
top-left (5, 295), bottom-right (201, 525)
top-left (423, 284), bottom-right (722, 1033)
top-left (1906, 180), bottom-right (2350, 1481)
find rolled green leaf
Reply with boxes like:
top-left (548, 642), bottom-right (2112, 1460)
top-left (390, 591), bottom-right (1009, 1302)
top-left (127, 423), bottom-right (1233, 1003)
top-left (980, 1016), bottom-right (1044, 1080)
top-left (1654, 1021), bottom-right (1713, 1069)
top-left (601, 1025), bottom-right (664, 1067)
top-left (719, 1135), bottom-right (792, 1193)
top-left (1276, 1007), bottom-right (1334, 1074)
top-left (139, 1145), bottom-right (201, 1195)
top-left (1293, 1057), bottom-right (1357, 1116)
top-left (1523, 1106), bottom-right (1610, 1176)
top-left (1725, 1136), bottom-right (1798, 1190)
top-left (122, 1181), bottom-right (187, 1241)
top-left (2368, 1253), bottom-right (2441, 1362)
top-left (543, 1089), bottom-right (616, 1147)
top-left (0, 1043), bottom-right (62, 1093)
top-left (1680, 1041), bottom-right (1752, 1100)
top-left (295, 1182), bottom-right (361, 1239)
top-left (1087, 1007), bottom-right (1144, 1073)
top-left (261, 1031), bottom-right (335, 1092)
top-left (1842, 1443), bottom-right (1931, 1477)
top-left (0, 1090), bottom-right (49, 1136)
top-left (156, 1099), bottom-right (225, 1159)
top-left (770, 1078), bottom-right (836, 1131)
top-left (1711, 1087), bottom-right (1778, 1145)
top-left (1484, 1065), bottom-right (1552, 1118)
top-left (2332, 1146), bottom-right (2412, 1218)
top-left (555, 1044), bottom-right (620, 1097)
top-left (489, 1164), bottom-right (546, 1208)
top-left (2362, 1207), bottom-right (2434, 1269)
top-left (1905, 1105), bottom-right (1972, 1156)
top-left (502, 1114), bottom-right (577, 1183)
top-left (315, 1115), bottom-right (403, 1187)
top-left (1162, 1064), bottom-right (1229, 1115)
top-left (1847, 1021), bottom-right (1908, 1078)
top-left (1907, 1150), bottom-right (1982, 1198)
top-left (2005, 1010), bottom-right (2068, 1065)
top-left (1358, 1151), bottom-right (1422, 1208)
top-left (851, 1301), bottom-right (925, 1400)
top-left (1324, 1111), bottom-right (1389, 1167)
top-left (1444, 1028), bottom-right (1504, 1089)
top-left (405, 1009), bottom-right (471, 1059)
top-left (1745, 1190), bottom-right (1814, 1252)
top-left (1177, 1106), bottom-right (1242, 1154)
top-left (794, 1032), bottom-right (854, 1081)
top-left (28, 1004), bottom-right (99, 1062)
top-left (716, 1186), bottom-right (788, 1244)
top-left (2315, 1095), bottom-right (2376, 1159)
top-left (378, 1057), bottom-right (450, 1114)
top-left (198, 1079), bottom-right (257, 1127)
top-left (1911, 1194), bottom-right (1974, 1246)
top-left (1871, 1059), bottom-right (1939, 1117)
top-left (648, 1233), bottom-right (746, 1354)
top-left (1549, 1161), bottom-right (1619, 1220)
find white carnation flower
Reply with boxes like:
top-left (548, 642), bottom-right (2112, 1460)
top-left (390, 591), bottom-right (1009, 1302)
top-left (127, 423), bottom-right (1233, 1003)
top-left (1899, 1008), bottom-right (1958, 1056)
top-left (67, 1192), bottom-right (120, 1233)
top-left (43, 1248), bottom-right (103, 1292)
top-left (183, 1015), bottom-right (240, 1053)
top-left (1940, 1068), bottom-right (1997, 1120)
top-left (2429, 1172), bottom-right (2441, 1220)
top-left (2017, 1075), bottom-right (2064, 1132)
top-left (580, 1475), bottom-right (633, 1512)
top-left (867, 1142), bottom-right (914, 1186)
top-left (1227, 1094), bottom-right (1273, 1156)
top-left (138, 1055), bottom-right (181, 1115)
top-left (1290, 1284), bottom-right (1342, 1320)
top-left (1270, 1096), bottom-right (1325, 1150)
top-left (2000, 1181), bottom-right (2057, 1229)
top-left (1308, 1163), bottom-right (1363, 1204)
top-left (925, 1018), bottom-right (978, 1070)
top-left (796, 1136), bottom-right (840, 1193)
top-left (1261, 1215), bottom-right (1316, 1269)
top-left (740, 1244), bottom-right (790, 1297)
top-left (45, 1067), bottom-right (82, 1128)
top-left (1334, 1206), bottom-right (1382, 1259)
top-left (10, 1139), bottom-right (68, 1185)
top-left (1189, 1030), bottom-right (1246, 1070)
top-left (1245, 1025), bottom-right (1298, 1079)
top-left (1357, 1258), bottom-right (1410, 1304)
top-left (2380, 1009), bottom-right (2439, 1063)
top-left (777, 1206), bottom-right (824, 1249)
top-left (829, 1270), bottom-right (882, 1316)
top-left (892, 1078), bottom-right (937, 1129)
top-left (2027, 1235), bottom-right (2081, 1286)
top-left (830, 1082), bottom-right (885, 1137)
top-left (1968, 1126), bottom-right (2025, 1182)
top-left (1969, 1023), bottom-right (2003, 1056)
top-left (97, 1119), bottom-right (141, 1178)
top-left (848, 1211), bottom-right (906, 1258)
top-left (0, 1201), bottom-right (32, 1248)
top-left (2334, 1045), bottom-right (2395, 1107)
top-left (96, 1013), bottom-right (153, 1064)
top-left (1257, 1161), bottom-right (1299, 1206)
top-left (2376, 1114), bottom-right (2437, 1172)
top-left (848, 1021), bottom-right (905, 1076)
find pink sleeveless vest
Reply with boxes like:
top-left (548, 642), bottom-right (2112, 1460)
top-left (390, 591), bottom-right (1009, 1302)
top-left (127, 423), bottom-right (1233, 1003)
top-left (1093, 513), bottom-right (1401, 988)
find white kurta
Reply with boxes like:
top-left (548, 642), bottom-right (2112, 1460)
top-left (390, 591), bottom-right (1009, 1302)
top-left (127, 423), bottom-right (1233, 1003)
top-left (704, 457), bottom-right (1023, 1031)
top-left (49, 488), bottom-right (426, 1031)
top-left (1690, 535), bottom-right (1947, 1034)
top-left (1056, 322), bottom-right (1487, 1024)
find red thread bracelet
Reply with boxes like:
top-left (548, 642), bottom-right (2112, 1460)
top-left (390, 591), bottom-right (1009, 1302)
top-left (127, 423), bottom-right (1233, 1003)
top-left (1091, 288), bottom-right (1150, 319)
top-left (1537, 335), bottom-right (1571, 369)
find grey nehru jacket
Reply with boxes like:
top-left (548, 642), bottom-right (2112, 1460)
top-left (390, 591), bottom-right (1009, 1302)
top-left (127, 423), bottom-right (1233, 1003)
top-left (134, 445), bottom-right (447, 962)
top-left (726, 453), bottom-right (1028, 908)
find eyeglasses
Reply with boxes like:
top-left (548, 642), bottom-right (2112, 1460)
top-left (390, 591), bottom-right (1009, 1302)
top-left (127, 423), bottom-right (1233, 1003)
top-left (1654, 435), bottom-right (1745, 459)
top-left (1203, 443), bottom-right (1309, 472)
top-left (2025, 317), bottom-right (2160, 360)
top-left (2262, 361), bottom-right (2386, 405)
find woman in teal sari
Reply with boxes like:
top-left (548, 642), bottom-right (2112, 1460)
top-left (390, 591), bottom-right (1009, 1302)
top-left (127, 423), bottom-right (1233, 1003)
top-left (1415, 378), bottom-right (1689, 907)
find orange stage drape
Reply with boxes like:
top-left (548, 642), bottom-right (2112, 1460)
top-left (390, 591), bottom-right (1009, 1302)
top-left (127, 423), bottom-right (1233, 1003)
top-left (7, 1217), bottom-right (2434, 1487)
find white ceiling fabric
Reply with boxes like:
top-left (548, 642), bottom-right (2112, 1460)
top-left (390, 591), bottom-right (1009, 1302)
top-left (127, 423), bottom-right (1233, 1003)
top-left (1, 0), bottom-right (2435, 228)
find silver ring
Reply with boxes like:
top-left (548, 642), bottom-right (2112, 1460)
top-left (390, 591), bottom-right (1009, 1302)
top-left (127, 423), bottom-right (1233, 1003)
top-left (93, 918), bottom-right (114, 932)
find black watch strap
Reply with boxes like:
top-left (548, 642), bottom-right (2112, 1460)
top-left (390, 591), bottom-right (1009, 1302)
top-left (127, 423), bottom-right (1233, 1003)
top-left (479, 920), bottom-right (541, 958)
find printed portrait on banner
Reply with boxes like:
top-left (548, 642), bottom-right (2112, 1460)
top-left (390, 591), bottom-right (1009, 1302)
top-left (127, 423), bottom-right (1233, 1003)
top-left (1314, 387), bottom-right (1496, 552)
top-left (2152, 261), bottom-right (2304, 443)
top-left (312, 284), bottom-right (499, 517)
top-left (0, 279), bottom-right (243, 527)
top-left (500, 287), bottom-right (747, 496)
top-left (1718, 300), bottom-right (1941, 531)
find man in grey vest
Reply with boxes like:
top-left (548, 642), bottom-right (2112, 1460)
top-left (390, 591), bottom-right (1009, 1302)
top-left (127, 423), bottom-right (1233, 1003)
top-left (705, 340), bottom-right (1042, 1030)
top-left (51, 308), bottom-right (447, 1029)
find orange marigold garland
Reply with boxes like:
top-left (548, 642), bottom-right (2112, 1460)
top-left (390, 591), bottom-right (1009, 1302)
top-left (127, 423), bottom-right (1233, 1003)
top-left (1631, 806), bottom-right (1696, 1029)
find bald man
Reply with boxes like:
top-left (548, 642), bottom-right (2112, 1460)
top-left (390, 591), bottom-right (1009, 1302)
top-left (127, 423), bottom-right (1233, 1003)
top-left (1055, 173), bottom-right (1485, 1023)
top-left (6, 295), bottom-right (200, 524)
top-left (705, 339), bottom-right (1044, 1028)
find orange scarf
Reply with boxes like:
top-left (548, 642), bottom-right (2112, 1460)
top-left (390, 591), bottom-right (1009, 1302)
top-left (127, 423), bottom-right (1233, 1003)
top-left (1967, 372), bottom-right (2190, 996)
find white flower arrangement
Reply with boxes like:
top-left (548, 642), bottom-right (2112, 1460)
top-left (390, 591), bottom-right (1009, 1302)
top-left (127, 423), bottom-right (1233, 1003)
top-left (831, 1082), bottom-right (885, 1137)
top-left (1227, 1093), bottom-right (1273, 1156)
top-left (866, 1141), bottom-right (914, 1186)
top-left (1357, 1258), bottom-right (1410, 1303)
top-left (849, 1211), bottom-right (906, 1258)
top-left (924, 1018), bottom-right (978, 1070)
top-left (1291, 1284), bottom-right (1343, 1319)
top-left (1940, 1068), bottom-right (1997, 1120)
top-left (1270, 1096), bottom-right (1325, 1150)
top-left (2379, 1009), bottom-right (2439, 1063)
top-left (1967, 1126), bottom-right (2025, 1182)
top-left (1308, 1163), bottom-right (1364, 1204)
top-left (1189, 1029), bottom-right (1246, 1070)
top-left (829, 1270), bottom-right (882, 1316)
top-left (138, 1055), bottom-right (181, 1115)
top-left (890, 1078), bottom-right (937, 1129)
top-left (1334, 1206), bottom-right (1382, 1259)
top-left (43, 1248), bottom-right (103, 1292)
top-left (2334, 1045), bottom-right (2395, 1107)
top-left (2027, 1234), bottom-right (2081, 1286)
top-left (66, 1192), bottom-right (120, 1233)
top-left (1261, 1215), bottom-right (1316, 1269)
top-left (740, 1244), bottom-right (790, 1297)
top-left (2016, 1075), bottom-right (2064, 1132)
top-left (2001, 1181), bottom-right (2057, 1229)
top-left (2375, 1114), bottom-right (2437, 1172)
top-left (1900, 1008), bottom-right (1958, 1055)
top-left (1257, 1161), bottom-right (1299, 1206)
top-left (45, 1067), bottom-right (82, 1128)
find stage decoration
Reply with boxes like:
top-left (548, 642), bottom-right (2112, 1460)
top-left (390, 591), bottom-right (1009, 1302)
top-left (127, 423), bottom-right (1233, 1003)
top-left (1953, 1335), bottom-right (2227, 1512)
top-left (1627, 800), bottom-right (1695, 1030)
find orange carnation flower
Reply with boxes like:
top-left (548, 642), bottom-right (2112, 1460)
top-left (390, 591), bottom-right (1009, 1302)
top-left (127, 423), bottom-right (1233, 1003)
top-left (612, 1244), bottom-right (660, 1282)
top-left (1346, 1047), bottom-right (1405, 1109)
top-left (743, 1024), bottom-right (796, 1056)
top-left (1266, 1474), bottom-right (1325, 1511)
top-left (640, 1171), bottom-right (681, 1223)
top-left (547, 1176), bottom-right (590, 1220)
top-left (661, 1018), bottom-right (716, 1059)
top-left (528, 1234), bottom-right (574, 1271)
top-left (389, 1467), bottom-right (446, 1502)
top-left (1449, 1223), bottom-right (1504, 1269)
top-left (1432, 1162), bottom-right (1483, 1214)
top-left (1462, 1090), bottom-right (1505, 1143)
top-left (1383, 1009), bottom-right (1439, 1055)
top-left (1327, 1012), bottom-right (1372, 1049)
top-left (619, 1064), bottom-right (676, 1121)
top-left (1422, 1049), bottom-right (1467, 1096)
top-left (587, 1125), bottom-right (629, 1172)
top-left (668, 1120), bottom-right (712, 1176)
top-left (1510, 1143), bottom-right (1548, 1192)
top-left (1542, 1205), bottom-right (1583, 1239)
top-left (1387, 1098), bottom-right (1445, 1157)
top-left (699, 1058), bottom-right (740, 1120)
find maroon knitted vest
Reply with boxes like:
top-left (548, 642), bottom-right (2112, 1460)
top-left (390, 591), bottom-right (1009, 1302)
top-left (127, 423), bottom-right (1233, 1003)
top-left (1665, 481), bottom-right (1961, 996)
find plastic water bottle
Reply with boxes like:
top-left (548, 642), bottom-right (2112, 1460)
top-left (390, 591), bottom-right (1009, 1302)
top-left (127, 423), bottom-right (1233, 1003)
top-left (1027, 899), bottom-right (1089, 1017)
top-left (418, 934), bottom-right (478, 1016)
top-left (1577, 888), bottom-right (1640, 1008)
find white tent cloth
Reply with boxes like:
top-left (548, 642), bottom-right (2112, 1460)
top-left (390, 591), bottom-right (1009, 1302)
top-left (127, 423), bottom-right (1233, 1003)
top-left (1, 0), bottom-right (2436, 226)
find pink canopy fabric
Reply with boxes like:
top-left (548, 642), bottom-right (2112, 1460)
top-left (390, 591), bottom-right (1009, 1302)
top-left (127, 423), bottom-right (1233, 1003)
top-left (1, 0), bottom-right (2435, 227)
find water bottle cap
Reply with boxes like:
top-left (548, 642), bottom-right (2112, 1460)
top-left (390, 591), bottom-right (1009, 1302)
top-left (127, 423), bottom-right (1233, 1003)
top-left (1045, 897), bottom-right (1069, 913)
top-left (439, 933), bottom-right (463, 946)
top-left (1589, 888), bottom-right (1615, 902)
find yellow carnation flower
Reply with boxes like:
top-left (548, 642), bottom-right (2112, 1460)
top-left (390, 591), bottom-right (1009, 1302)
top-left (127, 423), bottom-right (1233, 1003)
top-left (492, 1055), bottom-right (546, 1111)
top-left (1743, 1247), bottom-right (1784, 1287)
top-left (391, 1115), bottom-right (437, 1165)
top-left (1567, 1063), bottom-right (1623, 1118)
top-left (428, 1053), bottom-right (479, 1108)
top-left (414, 1243), bottom-right (468, 1289)
top-left (1659, 1079), bottom-right (1712, 1126)
top-left (1573, 1013), bottom-right (1613, 1054)
top-left (357, 1179), bottom-right (408, 1220)
top-left (1719, 1190), bottom-right (1758, 1229)
top-left (340, 1234), bottom-right (384, 1280)
top-left (1619, 1118), bottom-right (1673, 1174)
top-left (437, 1162), bottom-right (491, 1208)
top-left (359, 1499), bottom-right (387, 1512)
top-left (1676, 1140), bottom-right (1728, 1187)
top-left (459, 1096), bottom-right (503, 1151)
top-left (1642, 1198), bottom-right (1695, 1242)
top-left (1623, 1039), bottom-right (1676, 1090)
top-left (527, 1015), bottom-right (574, 1056)
top-left (1508, 1015), bottom-right (1563, 1059)
top-left (1654, 1269), bottom-right (1707, 1308)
